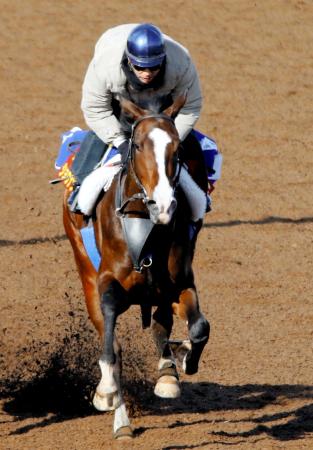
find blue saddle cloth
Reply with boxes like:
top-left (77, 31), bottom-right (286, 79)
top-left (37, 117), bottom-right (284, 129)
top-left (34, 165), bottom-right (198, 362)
top-left (55, 128), bottom-right (88, 170)
top-left (191, 130), bottom-right (222, 183)
top-left (80, 226), bottom-right (101, 271)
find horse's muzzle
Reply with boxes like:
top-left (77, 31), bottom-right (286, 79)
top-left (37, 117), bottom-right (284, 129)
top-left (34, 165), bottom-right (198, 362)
top-left (147, 198), bottom-right (177, 225)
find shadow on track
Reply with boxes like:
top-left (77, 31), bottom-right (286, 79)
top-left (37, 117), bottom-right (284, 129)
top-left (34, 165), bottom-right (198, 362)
top-left (2, 366), bottom-right (313, 444)
top-left (203, 215), bottom-right (313, 229)
top-left (1, 215), bottom-right (312, 248)
top-left (137, 382), bottom-right (313, 446)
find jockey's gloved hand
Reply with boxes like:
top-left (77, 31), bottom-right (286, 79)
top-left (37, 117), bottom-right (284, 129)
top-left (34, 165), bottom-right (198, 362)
top-left (117, 140), bottom-right (130, 164)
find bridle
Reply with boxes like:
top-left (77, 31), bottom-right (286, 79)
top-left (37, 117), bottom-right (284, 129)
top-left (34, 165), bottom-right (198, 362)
top-left (115, 114), bottom-right (182, 219)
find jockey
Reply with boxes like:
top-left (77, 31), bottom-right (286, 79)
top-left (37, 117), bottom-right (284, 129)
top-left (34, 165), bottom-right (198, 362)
top-left (71, 23), bottom-right (210, 216)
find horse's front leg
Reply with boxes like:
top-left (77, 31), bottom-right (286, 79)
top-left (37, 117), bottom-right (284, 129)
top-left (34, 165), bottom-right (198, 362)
top-left (152, 306), bottom-right (181, 398)
top-left (93, 279), bottom-right (133, 439)
top-left (172, 287), bottom-right (210, 375)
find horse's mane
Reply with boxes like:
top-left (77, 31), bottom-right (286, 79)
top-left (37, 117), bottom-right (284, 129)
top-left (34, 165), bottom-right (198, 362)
top-left (136, 93), bottom-right (173, 113)
top-left (117, 92), bottom-right (174, 136)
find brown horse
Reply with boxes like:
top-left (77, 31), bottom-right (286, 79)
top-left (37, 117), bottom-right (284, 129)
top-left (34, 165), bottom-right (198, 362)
top-left (63, 96), bottom-right (210, 439)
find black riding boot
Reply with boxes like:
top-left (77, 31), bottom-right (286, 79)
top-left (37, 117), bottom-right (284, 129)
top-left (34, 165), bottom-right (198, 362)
top-left (180, 132), bottom-right (209, 193)
top-left (68, 131), bottom-right (108, 212)
top-left (71, 131), bottom-right (108, 184)
top-left (180, 132), bottom-right (212, 214)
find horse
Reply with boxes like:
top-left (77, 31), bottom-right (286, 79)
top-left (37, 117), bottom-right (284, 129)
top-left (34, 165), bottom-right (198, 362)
top-left (63, 96), bottom-right (210, 439)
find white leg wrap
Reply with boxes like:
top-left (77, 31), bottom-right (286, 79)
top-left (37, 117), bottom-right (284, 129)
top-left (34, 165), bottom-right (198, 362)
top-left (98, 359), bottom-right (119, 394)
top-left (93, 358), bottom-right (120, 411)
top-left (179, 167), bottom-right (206, 221)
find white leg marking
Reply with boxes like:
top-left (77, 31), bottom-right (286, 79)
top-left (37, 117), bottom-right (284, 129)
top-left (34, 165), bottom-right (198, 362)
top-left (149, 128), bottom-right (175, 224)
top-left (114, 401), bottom-right (131, 434)
top-left (93, 338), bottom-right (132, 438)
top-left (98, 359), bottom-right (119, 393)
top-left (93, 359), bottom-right (120, 411)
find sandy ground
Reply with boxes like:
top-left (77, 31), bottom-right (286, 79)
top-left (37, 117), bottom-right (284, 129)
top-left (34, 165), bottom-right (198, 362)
top-left (1, 1), bottom-right (313, 449)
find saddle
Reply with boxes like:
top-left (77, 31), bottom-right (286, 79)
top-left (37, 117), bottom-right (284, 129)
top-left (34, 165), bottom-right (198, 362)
top-left (54, 128), bottom-right (222, 195)
top-left (53, 128), bottom-right (121, 213)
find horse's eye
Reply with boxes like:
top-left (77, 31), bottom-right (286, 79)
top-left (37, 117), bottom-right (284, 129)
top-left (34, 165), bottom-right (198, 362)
top-left (134, 143), bottom-right (140, 150)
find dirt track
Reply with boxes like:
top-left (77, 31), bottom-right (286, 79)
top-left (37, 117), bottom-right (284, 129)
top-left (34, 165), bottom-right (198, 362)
top-left (1, 1), bottom-right (313, 449)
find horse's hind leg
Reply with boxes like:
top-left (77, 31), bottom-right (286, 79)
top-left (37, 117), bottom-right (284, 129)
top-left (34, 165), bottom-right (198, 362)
top-left (152, 306), bottom-right (181, 398)
top-left (173, 287), bottom-right (210, 375)
top-left (63, 199), bottom-right (104, 338)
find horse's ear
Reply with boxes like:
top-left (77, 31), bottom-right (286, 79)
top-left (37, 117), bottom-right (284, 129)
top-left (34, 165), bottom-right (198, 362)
top-left (120, 98), bottom-right (148, 122)
top-left (162, 94), bottom-right (186, 119)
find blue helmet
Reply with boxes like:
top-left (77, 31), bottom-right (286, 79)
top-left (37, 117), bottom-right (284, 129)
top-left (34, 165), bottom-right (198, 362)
top-left (126, 24), bottom-right (166, 68)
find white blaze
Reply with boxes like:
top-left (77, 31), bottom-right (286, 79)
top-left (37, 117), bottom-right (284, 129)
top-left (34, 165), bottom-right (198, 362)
top-left (149, 128), bottom-right (175, 224)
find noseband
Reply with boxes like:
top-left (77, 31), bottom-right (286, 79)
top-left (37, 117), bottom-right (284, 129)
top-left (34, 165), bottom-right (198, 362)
top-left (116, 114), bottom-right (181, 218)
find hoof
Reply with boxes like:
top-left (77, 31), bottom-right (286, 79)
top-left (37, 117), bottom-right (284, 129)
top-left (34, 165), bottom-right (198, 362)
top-left (114, 425), bottom-right (134, 440)
top-left (93, 390), bottom-right (120, 411)
top-left (154, 375), bottom-right (181, 399)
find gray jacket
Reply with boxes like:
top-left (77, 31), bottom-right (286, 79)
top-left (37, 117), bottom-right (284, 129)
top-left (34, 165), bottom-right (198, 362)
top-left (81, 24), bottom-right (202, 147)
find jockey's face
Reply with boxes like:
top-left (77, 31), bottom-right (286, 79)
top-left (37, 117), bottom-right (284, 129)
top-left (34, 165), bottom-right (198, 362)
top-left (130, 60), bottom-right (161, 84)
